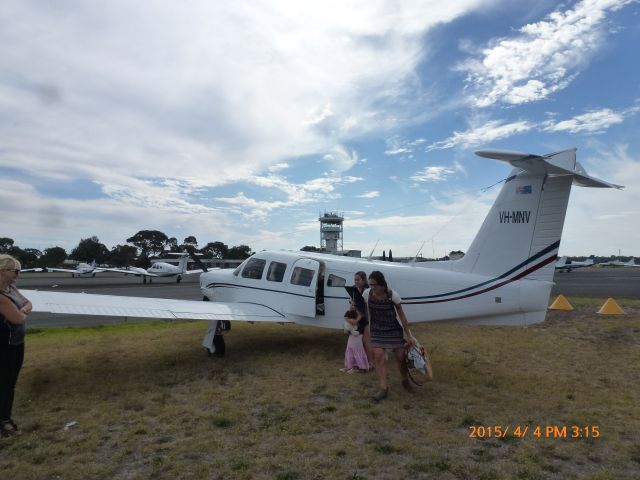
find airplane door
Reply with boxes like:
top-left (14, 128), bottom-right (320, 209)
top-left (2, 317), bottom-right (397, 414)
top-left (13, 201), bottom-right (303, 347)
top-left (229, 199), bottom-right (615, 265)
top-left (284, 258), bottom-right (320, 318)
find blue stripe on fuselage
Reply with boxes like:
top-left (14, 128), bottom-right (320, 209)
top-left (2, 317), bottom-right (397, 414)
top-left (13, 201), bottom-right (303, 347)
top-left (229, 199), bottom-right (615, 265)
top-left (402, 241), bottom-right (559, 302)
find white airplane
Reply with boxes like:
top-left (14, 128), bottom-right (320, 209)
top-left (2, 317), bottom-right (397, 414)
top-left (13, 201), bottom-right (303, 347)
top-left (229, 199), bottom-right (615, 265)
top-left (599, 258), bottom-right (638, 267)
top-left (555, 256), bottom-right (595, 272)
top-left (46, 260), bottom-right (104, 277)
top-left (105, 252), bottom-right (204, 283)
top-left (25, 148), bottom-right (622, 355)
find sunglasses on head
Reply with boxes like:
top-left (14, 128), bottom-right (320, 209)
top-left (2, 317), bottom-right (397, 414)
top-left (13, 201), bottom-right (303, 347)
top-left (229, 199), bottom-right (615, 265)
top-left (3, 269), bottom-right (20, 274)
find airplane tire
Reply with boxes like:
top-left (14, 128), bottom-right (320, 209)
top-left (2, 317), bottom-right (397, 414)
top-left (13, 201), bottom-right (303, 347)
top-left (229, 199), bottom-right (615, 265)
top-left (177, 275), bottom-right (182, 283)
top-left (203, 296), bottom-right (210, 301)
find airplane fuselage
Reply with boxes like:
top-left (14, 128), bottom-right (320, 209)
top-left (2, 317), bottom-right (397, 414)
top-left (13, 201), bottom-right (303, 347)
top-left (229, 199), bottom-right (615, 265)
top-left (200, 250), bottom-right (553, 328)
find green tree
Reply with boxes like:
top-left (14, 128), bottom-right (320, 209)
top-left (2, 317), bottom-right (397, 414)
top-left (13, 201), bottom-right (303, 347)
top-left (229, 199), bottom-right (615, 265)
top-left (183, 236), bottom-right (198, 247)
top-left (135, 251), bottom-right (151, 269)
top-left (8, 247), bottom-right (40, 268)
top-left (0, 237), bottom-right (15, 253)
top-left (39, 247), bottom-right (67, 268)
top-left (200, 241), bottom-right (228, 259)
top-left (126, 230), bottom-right (168, 257)
top-left (226, 245), bottom-right (252, 260)
top-left (166, 237), bottom-right (180, 253)
top-left (70, 236), bottom-right (109, 263)
top-left (108, 244), bottom-right (138, 267)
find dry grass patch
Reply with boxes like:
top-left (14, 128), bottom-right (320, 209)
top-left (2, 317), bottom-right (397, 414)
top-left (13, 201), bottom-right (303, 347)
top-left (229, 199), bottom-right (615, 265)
top-left (1, 307), bottom-right (639, 479)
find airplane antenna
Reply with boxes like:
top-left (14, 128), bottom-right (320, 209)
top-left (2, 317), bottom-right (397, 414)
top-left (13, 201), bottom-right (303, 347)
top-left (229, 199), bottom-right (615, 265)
top-left (185, 246), bottom-right (208, 272)
top-left (367, 240), bottom-right (379, 261)
top-left (410, 241), bottom-right (426, 264)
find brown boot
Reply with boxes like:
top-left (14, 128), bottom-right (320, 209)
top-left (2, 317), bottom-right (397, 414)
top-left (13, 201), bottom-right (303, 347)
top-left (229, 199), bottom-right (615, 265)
top-left (372, 388), bottom-right (388, 402)
top-left (402, 378), bottom-right (416, 393)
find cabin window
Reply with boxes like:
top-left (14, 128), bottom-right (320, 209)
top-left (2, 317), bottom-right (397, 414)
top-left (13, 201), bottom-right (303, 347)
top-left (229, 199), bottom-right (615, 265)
top-left (266, 261), bottom-right (287, 282)
top-left (233, 259), bottom-right (248, 276)
top-left (290, 266), bottom-right (314, 287)
top-left (241, 258), bottom-right (266, 280)
top-left (327, 274), bottom-right (346, 287)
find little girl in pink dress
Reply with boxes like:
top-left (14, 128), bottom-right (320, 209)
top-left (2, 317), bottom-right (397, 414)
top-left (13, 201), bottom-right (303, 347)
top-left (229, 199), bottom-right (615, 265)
top-left (341, 306), bottom-right (369, 373)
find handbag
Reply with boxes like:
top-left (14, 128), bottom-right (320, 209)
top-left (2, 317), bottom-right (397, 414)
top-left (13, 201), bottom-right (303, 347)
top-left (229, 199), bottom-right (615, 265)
top-left (406, 342), bottom-right (433, 384)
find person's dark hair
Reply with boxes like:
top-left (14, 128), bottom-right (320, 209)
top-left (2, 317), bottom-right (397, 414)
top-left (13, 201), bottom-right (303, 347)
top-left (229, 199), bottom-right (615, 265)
top-left (355, 271), bottom-right (368, 289)
top-left (368, 270), bottom-right (388, 294)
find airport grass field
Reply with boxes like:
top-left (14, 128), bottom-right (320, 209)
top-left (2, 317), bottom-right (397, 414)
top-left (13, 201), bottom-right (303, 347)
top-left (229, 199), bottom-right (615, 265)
top-left (1, 297), bottom-right (639, 479)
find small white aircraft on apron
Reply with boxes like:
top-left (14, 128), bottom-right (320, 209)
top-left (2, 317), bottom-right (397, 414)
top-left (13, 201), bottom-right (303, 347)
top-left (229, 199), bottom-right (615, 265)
top-left (25, 148), bottom-right (622, 354)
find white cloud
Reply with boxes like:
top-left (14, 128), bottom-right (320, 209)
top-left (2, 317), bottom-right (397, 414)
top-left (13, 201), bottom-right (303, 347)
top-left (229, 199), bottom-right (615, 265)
top-left (217, 172), bottom-right (363, 218)
top-left (357, 191), bottom-right (380, 198)
top-left (427, 120), bottom-right (534, 150)
top-left (0, 0), bottom-right (496, 252)
top-left (268, 163), bottom-right (290, 172)
top-left (560, 144), bottom-right (640, 255)
top-left (384, 136), bottom-right (426, 155)
top-left (214, 192), bottom-right (287, 219)
top-left (459, 0), bottom-right (634, 107)
top-left (543, 108), bottom-right (625, 133)
top-left (340, 188), bottom-right (496, 257)
top-left (0, 178), bottom-right (235, 252)
top-left (411, 166), bottom-right (457, 183)
top-left (323, 145), bottom-right (359, 173)
top-left (0, 0), bottom-right (488, 191)
top-left (428, 102), bottom-right (639, 150)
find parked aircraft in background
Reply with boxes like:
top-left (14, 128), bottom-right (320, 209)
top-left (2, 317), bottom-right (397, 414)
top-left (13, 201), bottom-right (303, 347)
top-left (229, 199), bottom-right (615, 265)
top-left (26, 148), bottom-right (622, 355)
top-left (599, 258), bottom-right (638, 267)
top-left (46, 260), bottom-right (103, 277)
top-left (106, 253), bottom-right (204, 283)
top-left (555, 256), bottom-right (594, 272)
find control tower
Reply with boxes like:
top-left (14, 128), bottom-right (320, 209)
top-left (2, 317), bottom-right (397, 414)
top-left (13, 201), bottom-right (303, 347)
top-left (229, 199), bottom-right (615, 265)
top-left (319, 212), bottom-right (344, 254)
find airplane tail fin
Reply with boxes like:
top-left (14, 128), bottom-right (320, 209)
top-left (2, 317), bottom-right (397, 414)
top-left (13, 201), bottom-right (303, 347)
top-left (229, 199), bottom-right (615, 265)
top-left (452, 148), bottom-right (621, 282)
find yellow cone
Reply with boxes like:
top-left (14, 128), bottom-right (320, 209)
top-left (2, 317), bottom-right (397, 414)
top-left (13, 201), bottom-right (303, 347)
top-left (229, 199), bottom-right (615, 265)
top-left (549, 294), bottom-right (574, 310)
top-left (597, 298), bottom-right (625, 315)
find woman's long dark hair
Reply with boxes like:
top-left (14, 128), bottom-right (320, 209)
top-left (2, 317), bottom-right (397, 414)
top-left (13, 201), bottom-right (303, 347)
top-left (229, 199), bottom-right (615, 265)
top-left (355, 271), bottom-right (368, 290)
top-left (368, 270), bottom-right (388, 295)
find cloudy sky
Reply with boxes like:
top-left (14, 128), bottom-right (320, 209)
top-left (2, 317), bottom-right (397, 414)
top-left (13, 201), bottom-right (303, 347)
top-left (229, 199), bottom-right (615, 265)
top-left (1, 0), bottom-right (639, 258)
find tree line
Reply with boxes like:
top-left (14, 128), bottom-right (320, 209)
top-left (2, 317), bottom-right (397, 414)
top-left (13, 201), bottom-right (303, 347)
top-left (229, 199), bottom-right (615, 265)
top-left (0, 230), bottom-right (253, 269)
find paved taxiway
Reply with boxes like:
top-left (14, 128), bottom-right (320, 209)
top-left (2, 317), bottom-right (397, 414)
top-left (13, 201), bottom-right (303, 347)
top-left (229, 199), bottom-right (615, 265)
top-left (550, 266), bottom-right (640, 298)
top-left (16, 266), bottom-right (640, 327)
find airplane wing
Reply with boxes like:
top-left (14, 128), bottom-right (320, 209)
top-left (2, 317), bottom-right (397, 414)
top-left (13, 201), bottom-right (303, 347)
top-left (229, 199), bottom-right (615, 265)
top-left (23, 290), bottom-right (289, 322)
top-left (183, 269), bottom-right (204, 275)
top-left (21, 268), bottom-right (43, 272)
top-left (46, 267), bottom-right (106, 273)
top-left (99, 267), bottom-right (159, 277)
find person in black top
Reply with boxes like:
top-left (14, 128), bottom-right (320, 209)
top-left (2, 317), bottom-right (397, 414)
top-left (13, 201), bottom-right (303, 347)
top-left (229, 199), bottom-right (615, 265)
top-left (0, 254), bottom-right (32, 438)
top-left (351, 271), bottom-right (373, 367)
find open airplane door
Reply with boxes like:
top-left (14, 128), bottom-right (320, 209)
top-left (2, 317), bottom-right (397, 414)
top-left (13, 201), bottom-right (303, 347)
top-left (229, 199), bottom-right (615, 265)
top-left (283, 258), bottom-right (320, 318)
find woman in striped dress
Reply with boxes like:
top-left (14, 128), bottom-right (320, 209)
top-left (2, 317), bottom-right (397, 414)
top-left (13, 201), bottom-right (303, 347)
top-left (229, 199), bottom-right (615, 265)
top-left (363, 271), bottom-right (417, 401)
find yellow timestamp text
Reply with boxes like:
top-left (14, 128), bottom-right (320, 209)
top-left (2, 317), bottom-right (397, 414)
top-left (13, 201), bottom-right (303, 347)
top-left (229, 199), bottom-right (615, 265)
top-left (468, 425), bottom-right (600, 440)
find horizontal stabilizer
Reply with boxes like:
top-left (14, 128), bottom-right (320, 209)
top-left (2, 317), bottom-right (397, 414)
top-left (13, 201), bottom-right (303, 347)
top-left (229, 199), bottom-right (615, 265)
top-left (24, 290), bottom-right (289, 322)
top-left (475, 149), bottom-right (623, 189)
